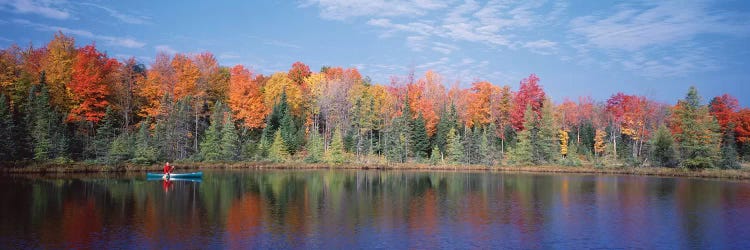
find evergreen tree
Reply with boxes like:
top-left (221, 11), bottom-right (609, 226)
top-left (108, 132), bottom-right (133, 164)
top-left (256, 131), bottom-right (270, 160)
top-left (30, 84), bottom-right (53, 161)
top-left (510, 105), bottom-right (535, 165)
top-left (261, 91), bottom-right (288, 144)
top-left (651, 124), bottom-right (678, 167)
top-left (268, 130), bottom-right (289, 163)
top-left (305, 131), bottom-right (324, 163)
top-left (675, 87), bottom-right (721, 169)
top-left (93, 106), bottom-right (118, 161)
top-left (434, 104), bottom-right (458, 154)
top-left (133, 121), bottom-right (157, 164)
top-left (462, 127), bottom-right (478, 164)
top-left (445, 127), bottom-right (463, 164)
top-left (720, 123), bottom-right (741, 169)
top-left (279, 101), bottom-right (299, 154)
top-left (220, 114), bottom-right (240, 161)
top-left (411, 112), bottom-right (430, 159)
top-left (0, 94), bottom-right (15, 162)
top-left (537, 98), bottom-right (559, 163)
top-left (478, 128), bottom-right (493, 165)
top-left (325, 127), bottom-right (347, 164)
top-left (429, 145), bottom-right (441, 165)
top-left (200, 102), bottom-right (223, 162)
top-left (385, 115), bottom-right (409, 163)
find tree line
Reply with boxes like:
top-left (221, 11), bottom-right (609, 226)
top-left (0, 32), bottom-right (748, 169)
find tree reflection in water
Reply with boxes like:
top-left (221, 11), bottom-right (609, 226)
top-left (0, 170), bottom-right (748, 248)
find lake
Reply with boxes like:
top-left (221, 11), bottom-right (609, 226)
top-left (1, 170), bottom-right (749, 249)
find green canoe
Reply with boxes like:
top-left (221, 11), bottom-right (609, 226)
top-left (146, 172), bottom-right (203, 179)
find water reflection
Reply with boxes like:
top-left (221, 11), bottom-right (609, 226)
top-left (0, 170), bottom-right (749, 248)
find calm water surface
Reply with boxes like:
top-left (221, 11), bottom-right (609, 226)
top-left (1, 170), bottom-right (749, 249)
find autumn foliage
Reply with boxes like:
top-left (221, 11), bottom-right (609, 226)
top-left (1, 32), bottom-right (748, 168)
top-left (68, 44), bottom-right (119, 123)
top-left (227, 65), bottom-right (267, 129)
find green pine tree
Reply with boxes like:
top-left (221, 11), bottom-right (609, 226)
top-left (445, 127), bottom-right (463, 164)
top-left (0, 94), bottom-right (15, 162)
top-left (108, 132), bottom-right (134, 164)
top-left (133, 121), bottom-right (157, 164)
top-left (220, 114), bottom-right (240, 161)
top-left (325, 127), bottom-right (347, 164)
top-left (537, 98), bottom-right (559, 163)
top-left (411, 112), bottom-right (430, 160)
top-left (720, 123), bottom-right (741, 169)
top-left (200, 102), bottom-right (223, 162)
top-left (429, 145), bottom-right (442, 165)
top-left (651, 124), bottom-right (678, 167)
top-left (94, 106), bottom-right (118, 161)
top-left (268, 130), bottom-right (289, 163)
top-left (434, 105), bottom-right (455, 154)
top-left (279, 102), bottom-right (299, 154)
top-left (510, 105), bottom-right (535, 165)
top-left (675, 86), bottom-right (721, 169)
top-left (30, 84), bottom-right (53, 161)
top-left (305, 130), bottom-right (325, 163)
top-left (478, 128), bottom-right (493, 166)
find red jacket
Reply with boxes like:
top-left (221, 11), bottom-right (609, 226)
top-left (164, 164), bottom-right (172, 174)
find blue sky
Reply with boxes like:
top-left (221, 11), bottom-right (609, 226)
top-left (1, 0), bottom-right (749, 105)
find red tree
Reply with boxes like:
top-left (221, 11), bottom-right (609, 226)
top-left (68, 44), bottom-right (118, 123)
top-left (288, 61), bottom-right (311, 86)
top-left (511, 74), bottom-right (546, 130)
top-left (709, 94), bottom-right (739, 131)
top-left (735, 108), bottom-right (750, 143)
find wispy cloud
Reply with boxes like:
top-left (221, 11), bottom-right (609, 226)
top-left (523, 39), bottom-right (558, 55)
top-left (13, 18), bottom-right (145, 48)
top-left (333, 0), bottom-right (562, 53)
top-left (154, 44), bottom-right (177, 54)
top-left (568, 0), bottom-right (749, 77)
top-left (263, 39), bottom-right (301, 49)
top-left (570, 1), bottom-right (749, 51)
top-left (79, 2), bottom-right (150, 25)
top-left (0, 0), bottom-right (70, 19)
top-left (301, 0), bottom-right (447, 20)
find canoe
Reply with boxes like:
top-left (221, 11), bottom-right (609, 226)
top-left (146, 176), bottom-right (202, 183)
top-left (146, 172), bottom-right (203, 179)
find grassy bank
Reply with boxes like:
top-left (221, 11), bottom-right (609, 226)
top-left (3, 161), bottom-right (750, 180)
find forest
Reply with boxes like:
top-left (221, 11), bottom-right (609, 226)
top-left (0, 32), bottom-right (748, 169)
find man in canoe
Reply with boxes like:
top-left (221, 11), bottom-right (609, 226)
top-left (163, 162), bottom-right (175, 179)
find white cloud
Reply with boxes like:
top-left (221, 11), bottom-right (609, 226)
top-left (523, 39), bottom-right (558, 55)
top-left (568, 1), bottom-right (749, 77)
top-left (263, 39), bottom-right (301, 49)
top-left (154, 45), bottom-right (177, 54)
top-left (302, 0), bottom-right (447, 20)
top-left (358, 1), bottom-right (562, 51)
top-left (406, 35), bottom-right (426, 51)
top-left (13, 19), bottom-right (145, 48)
top-left (79, 2), bottom-right (150, 25)
top-left (0, 0), bottom-right (70, 19)
top-left (570, 1), bottom-right (749, 51)
top-left (432, 41), bottom-right (458, 54)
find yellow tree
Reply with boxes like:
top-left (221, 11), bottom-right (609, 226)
top-left (44, 31), bottom-right (76, 111)
top-left (594, 129), bottom-right (606, 157)
top-left (559, 130), bottom-right (569, 158)
top-left (227, 65), bottom-right (267, 129)
top-left (263, 72), bottom-right (302, 115)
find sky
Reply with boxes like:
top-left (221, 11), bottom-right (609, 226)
top-left (1, 0), bottom-right (749, 105)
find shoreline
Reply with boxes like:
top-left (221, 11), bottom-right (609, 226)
top-left (2, 161), bottom-right (750, 180)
